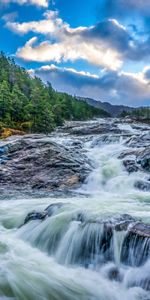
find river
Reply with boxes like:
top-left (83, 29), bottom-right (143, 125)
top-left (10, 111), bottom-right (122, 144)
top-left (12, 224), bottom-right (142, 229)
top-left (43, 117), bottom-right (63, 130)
top-left (0, 119), bottom-right (150, 300)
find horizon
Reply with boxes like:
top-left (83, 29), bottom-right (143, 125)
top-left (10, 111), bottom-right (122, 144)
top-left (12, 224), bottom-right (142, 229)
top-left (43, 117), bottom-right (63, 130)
top-left (1, 0), bottom-right (150, 107)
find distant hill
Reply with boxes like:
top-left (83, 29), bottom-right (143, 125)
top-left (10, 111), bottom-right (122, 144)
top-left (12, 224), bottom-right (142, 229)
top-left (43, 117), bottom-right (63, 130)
top-left (78, 97), bottom-right (135, 117)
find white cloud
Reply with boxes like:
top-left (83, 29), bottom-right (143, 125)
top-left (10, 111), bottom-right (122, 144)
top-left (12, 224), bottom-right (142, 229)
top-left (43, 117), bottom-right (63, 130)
top-left (6, 11), bottom-right (126, 70)
top-left (30, 64), bottom-right (150, 106)
top-left (1, 0), bottom-right (49, 7)
top-left (6, 11), bottom-right (62, 34)
top-left (5, 9), bottom-right (150, 71)
top-left (17, 36), bottom-right (122, 70)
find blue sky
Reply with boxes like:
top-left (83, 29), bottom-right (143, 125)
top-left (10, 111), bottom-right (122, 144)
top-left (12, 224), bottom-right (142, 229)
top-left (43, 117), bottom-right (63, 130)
top-left (1, 0), bottom-right (150, 106)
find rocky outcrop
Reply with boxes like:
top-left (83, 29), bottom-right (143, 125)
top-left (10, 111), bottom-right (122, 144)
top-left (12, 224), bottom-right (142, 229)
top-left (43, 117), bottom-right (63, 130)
top-left (125, 132), bottom-right (150, 148)
top-left (58, 120), bottom-right (122, 135)
top-left (119, 131), bottom-right (150, 194)
top-left (0, 135), bottom-right (92, 193)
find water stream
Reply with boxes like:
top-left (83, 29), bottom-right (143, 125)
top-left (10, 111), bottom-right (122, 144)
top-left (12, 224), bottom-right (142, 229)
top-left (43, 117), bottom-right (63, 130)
top-left (0, 119), bottom-right (150, 300)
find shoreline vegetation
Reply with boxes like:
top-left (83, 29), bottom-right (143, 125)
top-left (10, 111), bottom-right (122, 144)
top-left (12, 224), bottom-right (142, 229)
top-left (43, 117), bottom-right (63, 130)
top-left (0, 52), bottom-right (149, 139)
top-left (0, 52), bottom-right (110, 137)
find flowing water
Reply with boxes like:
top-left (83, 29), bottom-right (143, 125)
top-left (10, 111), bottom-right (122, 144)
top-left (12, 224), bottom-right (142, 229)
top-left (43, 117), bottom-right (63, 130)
top-left (0, 119), bottom-right (150, 300)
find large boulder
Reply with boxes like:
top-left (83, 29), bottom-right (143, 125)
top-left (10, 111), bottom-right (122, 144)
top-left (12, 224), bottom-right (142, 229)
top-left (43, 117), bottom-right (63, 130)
top-left (0, 135), bottom-right (92, 193)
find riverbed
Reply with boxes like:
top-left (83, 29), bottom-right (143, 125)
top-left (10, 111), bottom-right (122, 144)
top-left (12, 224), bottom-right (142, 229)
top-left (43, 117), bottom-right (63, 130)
top-left (0, 118), bottom-right (150, 300)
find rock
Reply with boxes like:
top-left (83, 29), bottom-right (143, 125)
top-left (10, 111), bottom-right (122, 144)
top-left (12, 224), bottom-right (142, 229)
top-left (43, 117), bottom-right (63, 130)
top-left (123, 159), bottom-right (139, 173)
top-left (22, 207), bottom-right (150, 269)
top-left (125, 132), bottom-right (150, 148)
top-left (129, 223), bottom-right (150, 238)
top-left (121, 223), bottom-right (150, 266)
top-left (58, 120), bottom-right (122, 136)
top-left (137, 147), bottom-right (150, 172)
top-left (118, 149), bottom-right (137, 160)
top-left (105, 214), bottom-right (136, 232)
top-left (134, 180), bottom-right (150, 191)
top-left (107, 266), bottom-right (122, 282)
top-left (0, 135), bottom-right (92, 193)
top-left (24, 203), bottom-right (68, 225)
top-left (45, 202), bottom-right (66, 216)
top-left (24, 211), bottom-right (47, 224)
top-left (60, 175), bottom-right (80, 188)
top-left (0, 128), bottom-right (25, 139)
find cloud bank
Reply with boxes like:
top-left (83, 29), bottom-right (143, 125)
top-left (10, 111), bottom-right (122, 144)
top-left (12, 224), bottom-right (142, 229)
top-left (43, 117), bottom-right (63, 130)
top-left (5, 10), bottom-right (150, 71)
top-left (29, 64), bottom-right (150, 106)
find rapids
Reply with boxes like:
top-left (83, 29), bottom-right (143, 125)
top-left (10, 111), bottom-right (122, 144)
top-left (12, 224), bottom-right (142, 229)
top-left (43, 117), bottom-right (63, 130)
top-left (0, 119), bottom-right (150, 300)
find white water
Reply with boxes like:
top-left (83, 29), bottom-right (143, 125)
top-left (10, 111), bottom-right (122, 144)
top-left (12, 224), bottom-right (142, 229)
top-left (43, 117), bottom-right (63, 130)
top-left (0, 120), bottom-right (150, 300)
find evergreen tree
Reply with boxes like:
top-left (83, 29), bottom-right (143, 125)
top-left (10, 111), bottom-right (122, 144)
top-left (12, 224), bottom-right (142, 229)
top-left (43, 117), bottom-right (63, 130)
top-left (0, 52), bottom-right (110, 134)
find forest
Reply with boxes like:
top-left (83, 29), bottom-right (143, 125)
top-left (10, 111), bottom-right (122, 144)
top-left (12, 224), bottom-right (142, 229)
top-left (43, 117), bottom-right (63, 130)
top-left (0, 52), bottom-right (109, 134)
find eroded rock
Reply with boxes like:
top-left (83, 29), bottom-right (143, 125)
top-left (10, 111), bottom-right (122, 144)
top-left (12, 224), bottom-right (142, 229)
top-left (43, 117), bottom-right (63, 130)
top-left (0, 135), bottom-right (92, 193)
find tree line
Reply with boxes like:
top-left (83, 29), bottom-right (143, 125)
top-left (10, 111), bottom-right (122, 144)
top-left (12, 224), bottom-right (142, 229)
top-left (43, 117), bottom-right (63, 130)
top-left (120, 108), bottom-right (150, 121)
top-left (0, 52), bottom-right (109, 134)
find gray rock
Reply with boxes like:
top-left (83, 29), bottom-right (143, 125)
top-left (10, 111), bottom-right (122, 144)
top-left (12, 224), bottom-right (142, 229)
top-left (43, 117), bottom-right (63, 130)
top-left (59, 120), bottom-right (122, 135)
top-left (123, 159), bottom-right (139, 173)
top-left (121, 223), bottom-right (150, 266)
top-left (0, 135), bottom-right (92, 193)
top-left (137, 147), bottom-right (150, 172)
top-left (125, 132), bottom-right (150, 148)
top-left (134, 180), bottom-right (150, 191)
top-left (107, 266), bottom-right (122, 282)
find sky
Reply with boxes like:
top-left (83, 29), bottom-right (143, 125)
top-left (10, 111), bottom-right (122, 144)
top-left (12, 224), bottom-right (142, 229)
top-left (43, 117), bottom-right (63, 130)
top-left (1, 0), bottom-right (150, 107)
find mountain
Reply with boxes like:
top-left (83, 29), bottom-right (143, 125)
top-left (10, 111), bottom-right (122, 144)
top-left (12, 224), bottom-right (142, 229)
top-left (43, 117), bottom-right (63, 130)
top-left (77, 97), bottom-right (134, 117)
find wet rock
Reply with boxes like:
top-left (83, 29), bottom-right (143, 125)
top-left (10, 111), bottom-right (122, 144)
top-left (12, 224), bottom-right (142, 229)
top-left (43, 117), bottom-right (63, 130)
top-left (24, 211), bottom-right (47, 224)
top-left (72, 212), bottom-right (86, 223)
top-left (130, 223), bottom-right (150, 238)
top-left (123, 159), bottom-right (139, 173)
top-left (59, 120), bottom-right (122, 136)
top-left (72, 222), bottom-right (114, 266)
top-left (107, 266), bottom-right (122, 282)
top-left (137, 147), bottom-right (150, 172)
top-left (121, 223), bottom-right (150, 266)
top-left (45, 202), bottom-right (66, 216)
top-left (134, 180), bottom-right (150, 191)
top-left (106, 214), bottom-right (136, 232)
top-left (125, 132), bottom-right (150, 148)
top-left (24, 202), bottom-right (68, 225)
top-left (91, 134), bottom-right (124, 147)
top-left (118, 149), bottom-right (137, 160)
top-left (0, 135), bottom-right (92, 193)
